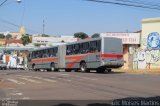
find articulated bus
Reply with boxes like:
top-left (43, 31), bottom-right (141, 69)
top-left (28, 37), bottom-right (124, 73)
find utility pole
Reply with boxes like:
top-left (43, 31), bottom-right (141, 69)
top-left (43, 19), bottom-right (45, 35)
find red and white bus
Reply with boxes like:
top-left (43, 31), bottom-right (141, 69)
top-left (28, 37), bottom-right (124, 73)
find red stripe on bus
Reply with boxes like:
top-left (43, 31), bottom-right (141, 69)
top-left (32, 58), bottom-right (58, 63)
top-left (66, 53), bottom-right (100, 68)
top-left (100, 54), bottom-right (123, 58)
top-left (65, 56), bottom-right (84, 60)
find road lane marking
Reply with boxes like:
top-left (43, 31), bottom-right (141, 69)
top-left (74, 75), bottom-right (98, 81)
top-left (16, 75), bottom-right (32, 78)
top-left (81, 77), bottom-right (98, 81)
top-left (65, 79), bottom-right (72, 82)
top-left (2, 98), bottom-right (11, 100)
top-left (19, 77), bottom-right (41, 84)
top-left (7, 79), bottom-right (25, 85)
top-left (22, 97), bottom-right (30, 100)
top-left (10, 93), bottom-right (23, 96)
top-left (41, 79), bottom-right (56, 83)
top-left (34, 77), bottom-right (56, 83)
top-left (58, 74), bottom-right (69, 76)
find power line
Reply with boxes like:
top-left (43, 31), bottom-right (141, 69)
top-left (112, 0), bottom-right (160, 8)
top-left (0, 18), bottom-right (39, 34)
top-left (84, 0), bottom-right (160, 10)
top-left (0, 0), bottom-right (8, 7)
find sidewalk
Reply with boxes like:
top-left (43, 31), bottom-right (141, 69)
top-left (113, 69), bottom-right (160, 74)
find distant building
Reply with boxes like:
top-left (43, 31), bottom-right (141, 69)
top-left (32, 36), bottom-right (78, 46)
top-left (0, 39), bottom-right (6, 45)
top-left (0, 32), bottom-right (22, 39)
top-left (9, 32), bottom-right (22, 39)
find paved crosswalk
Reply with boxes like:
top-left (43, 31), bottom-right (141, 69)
top-left (5, 74), bottom-right (99, 85)
top-left (7, 79), bottom-right (25, 85)
top-left (7, 75), bottom-right (57, 85)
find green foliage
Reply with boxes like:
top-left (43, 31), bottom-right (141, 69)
top-left (74, 32), bottom-right (88, 39)
top-left (21, 35), bottom-right (31, 46)
top-left (26, 33), bottom-right (32, 36)
top-left (34, 43), bottom-right (41, 47)
top-left (61, 40), bottom-right (65, 42)
top-left (41, 34), bottom-right (50, 37)
top-left (0, 34), bottom-right (5, 39)
top-left (91, 33), bottom-right (100, 38)
top-left (6, 34), bottom-right (12, 39)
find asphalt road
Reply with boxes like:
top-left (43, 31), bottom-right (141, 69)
top-left (0, 70), bottom-right (160, 102)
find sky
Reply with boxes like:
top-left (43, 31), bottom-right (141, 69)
top-left (0, 0), bottom-right (160, 36)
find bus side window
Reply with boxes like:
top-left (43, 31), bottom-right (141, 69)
top-left (66, 46), bottom-right (69, 55)
top-left (36, 51), bottom-right (39, 58)
top-left (32, 52), bottom-right (35, 59)
top-left (49, 48), bottom-right (54, 57)
top-left (43, 49), bottom-right (49, 58)
top-left (74, 44), bottom-right (80, 54)
top-left (53, 47), bottom-right (58, 57)
top-left (66, 45), bottom-right (73, 55)
top-left (89, 41), bottom-right (95, 53)
top-left (81, 42), bottom-right (89, 54)
top-left (90, 41), bottom-right (97, 53)
top-left (39, 50), bottom-right (43, 58)
top-left (97, 40), bottom-right (101, 52)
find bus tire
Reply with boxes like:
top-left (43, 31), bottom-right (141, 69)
top-left (50, 63), bottom-right (57, 72)
top-left (80, 62), bottom-right (89, 72)
top-left (96, 68), bottom-right (105, 73)
top-left (32, 64), bottom-right (36, 71)
top-left (107, 69), bottom-right (112, 73)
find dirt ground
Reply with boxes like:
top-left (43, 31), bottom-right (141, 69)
top-left (114, 69), bottom-right (160, 74)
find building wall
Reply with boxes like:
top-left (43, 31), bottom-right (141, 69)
top-left (0, 39), bottom-right (5, 45)
top-left (139, 18), bottom-right (160, 69)
top-left (123, 45), bottom-right (129, 69)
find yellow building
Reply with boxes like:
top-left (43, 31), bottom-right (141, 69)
top-left (138, 17), bottom-right (160, 69)
top-left (0, 39), bottom-right (6, 45)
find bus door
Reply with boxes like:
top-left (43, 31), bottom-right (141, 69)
top-left (58, 45), bottom-right (66, 69)
top-left (28, 52), bottom-right (32, 69)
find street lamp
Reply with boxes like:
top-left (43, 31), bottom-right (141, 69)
top-left (17, 0), bottom-right (22, 3)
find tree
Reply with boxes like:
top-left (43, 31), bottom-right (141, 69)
top-left (34, 43), bottom-right (41, 47)
top-left (91, 33), bottom-right (100, 38)
top-left (0, 34), bottom-right (5, 39)
top-left (21, 35), bottom-right (31, 46)
top-left (74, 32), bottom-right (88, 39)
top-left (5, 34), bottom-right (12, 39)
top-left (61, 40), bottom-right (65, 43)
top-left (41, 34), bottom-right (50, 37)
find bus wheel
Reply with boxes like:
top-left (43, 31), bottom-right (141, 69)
top-left (80, 62), bottom-right (89, 72)
top-left (96, 68), bottom-right (105, 73)
top-left (106, 69), bottom-right (112, 73)
top-left (65, 69), bottom-right (72, 72)
top-left (32, 64), bottom-right (36, 71)
top-left (50, 63), bottom-right (56, 72)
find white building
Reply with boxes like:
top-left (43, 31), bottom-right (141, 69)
top-left (32, 36), bottom-right (78, 46)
